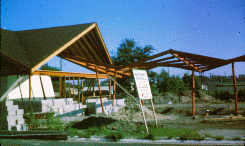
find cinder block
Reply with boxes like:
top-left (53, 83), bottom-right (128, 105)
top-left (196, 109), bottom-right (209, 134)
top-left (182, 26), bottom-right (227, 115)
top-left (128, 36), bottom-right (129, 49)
top-left (52, 104), bottom-right (63, 109)
top-left (96, 107), bottom-right (103, 114)
top-left (23, 124), bottom-right (28, 131)
top-left (62, 105), bottom-right (71, 109)
top-left (75, 104), bottom-right (80, 110)
top-left (16, 109), bottom-right (24, 115)
top-left (116, 99), bottom-right (125, 105)
top-left (7, 110), bottom-right (16, 116)
top-left (41, 99), bottom-right (53, 106)
top-left (7, 105), bottom-right (19, 111)
top-left (66, 98), bottom-right (73, 102)
top-left (53, 99), bottom-right (66, 103)
top-left (86, 99), bottom-right (97, 103)
top-left (18, 118), bottom-right (25, 125)
top-left (70, 105), bottom-right (75, 110)
top-left (5, 100), bottom-right (13, 106)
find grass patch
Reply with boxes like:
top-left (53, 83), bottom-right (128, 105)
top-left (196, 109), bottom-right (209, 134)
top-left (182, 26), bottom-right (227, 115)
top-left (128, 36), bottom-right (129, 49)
top-left (178, 129), bottom-right (204, 141)
top-left (204, 133), bottom-right (212, 138)
top-left (105, 131), bottom-right (125, 141)
top-left (213, 135), bottom-right (224, 141)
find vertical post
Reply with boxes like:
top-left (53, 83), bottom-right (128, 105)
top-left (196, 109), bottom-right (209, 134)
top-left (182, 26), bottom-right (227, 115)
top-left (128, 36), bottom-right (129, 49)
top-left (68, 77), bottom-right (71, 98)
top-left (96, 66), bottom-right (105, 114)
top-left (73, 77), bottom-right (75, 100)
top-left (29, 74), bottom-right (32, 101)
top-left (109, 78), bottom-right (111, 100)
top-left (59, 77), bottom-right (62, 98)
top-left (140, 100), bottom-right (149, 133)
top-left (232, 63), bottom-right (238, 115)
top-left (151, 98), bottom-right (158, 127)
top-left (142, 100), bottom-right (144, 106)
top-left (82, 79), bottom-right (85, 104)
top-left (93, 79), bottom-right (95, 96)
top-left (64, 76), bottom-right (66, 98)
top-left (78, 77), bottom-right (80, 103)
top-left (113, 73), bottom-right (117, 106)
top-left (192, 70), bottom-right (195, 115)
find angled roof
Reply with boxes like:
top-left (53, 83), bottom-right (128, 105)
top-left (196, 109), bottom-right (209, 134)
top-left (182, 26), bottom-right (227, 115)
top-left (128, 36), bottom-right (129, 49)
top-left (1, 22), bottom-right (113, 76)
top-left (115, 49), bottom-right (232, 75)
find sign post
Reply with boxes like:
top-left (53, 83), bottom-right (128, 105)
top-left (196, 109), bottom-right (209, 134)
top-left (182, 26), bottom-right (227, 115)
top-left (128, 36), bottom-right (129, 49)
top-left (132, 69), bottom-right (157, 133)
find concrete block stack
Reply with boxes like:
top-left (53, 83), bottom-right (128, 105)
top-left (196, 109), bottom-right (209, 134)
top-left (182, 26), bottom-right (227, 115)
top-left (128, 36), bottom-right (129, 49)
top-left (12, 98), bottom-right (87, 117)
top-left (86, 98), bottom-right (126, 115)
top-left (0, 100), bottom-right (28, 131)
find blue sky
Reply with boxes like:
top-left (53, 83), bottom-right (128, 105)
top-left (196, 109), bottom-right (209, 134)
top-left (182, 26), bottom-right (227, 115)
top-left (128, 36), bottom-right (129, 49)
top-left (1, 0), bottom-right (244, 77)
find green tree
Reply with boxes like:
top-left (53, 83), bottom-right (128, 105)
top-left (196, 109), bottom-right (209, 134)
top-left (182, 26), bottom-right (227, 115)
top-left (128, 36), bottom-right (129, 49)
top-left (40, 63), bottom-right (61, 71)
top-left (112, 38), bottom-right (154, 93)
top-left (182, 73), bottom-right (201, 90)
top-left (156, 69), bottom-right (169, 93)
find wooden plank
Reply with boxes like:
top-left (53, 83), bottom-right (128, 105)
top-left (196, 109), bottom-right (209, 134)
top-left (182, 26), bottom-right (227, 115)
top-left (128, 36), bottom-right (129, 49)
top-left (33, 70), bottom-right (109, 78)
top-left (96, 66), bottom-right (105, 114)
top-left (172, 53), bottom-right (202, 72)
top-left (94, 24), bottom-right (113, 64)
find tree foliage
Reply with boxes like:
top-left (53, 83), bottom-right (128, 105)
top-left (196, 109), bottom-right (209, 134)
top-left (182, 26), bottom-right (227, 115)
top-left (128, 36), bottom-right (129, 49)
top-left (112, 38), bottom-right (154, 93)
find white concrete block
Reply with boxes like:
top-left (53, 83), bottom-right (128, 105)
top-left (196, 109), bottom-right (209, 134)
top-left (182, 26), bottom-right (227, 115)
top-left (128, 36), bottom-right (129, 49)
top-left (23, 124), bottom-right (28, 131)
top-left (86, 99), bottom-right (97, 103)
top-left (66, 98), bottom-right (73, 102)
top-left (62, 105), bottom-right (71, 109)
top-left (95, 107), bottom-right (104, 113)
top-left (6, 105), bottom-right (19, 111)
top-left (17, 118), bottom-right (25, 125)
top-left (53, 99), bottom-right (66, 103)
top-left (52, 104), bottom-right (63, 109)
top-left (7, 110), bottom-right (16, 116)
top-left (70, 105), bottom-right (75, 110)
top-left (5, 100), bottom-right (13, 106)
top-left (41, 100), bottom-right (53, 106)
top-left (75, 104), bottom-right (80, 110)
top-left (116, 99), bottom-right (125, 105)
top-left (16, 109), bottom-right (24, 115)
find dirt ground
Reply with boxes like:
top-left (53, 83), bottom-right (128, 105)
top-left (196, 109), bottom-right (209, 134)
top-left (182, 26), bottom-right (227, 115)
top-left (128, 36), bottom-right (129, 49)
top-left (64, 101), bottom-right (245, 140)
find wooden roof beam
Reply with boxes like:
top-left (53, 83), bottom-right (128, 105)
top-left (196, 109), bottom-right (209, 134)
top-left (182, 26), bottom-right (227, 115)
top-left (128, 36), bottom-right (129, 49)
top-left (33, 70), bottom-right (109, 78)
top-left (172, 53), bottom-right (202, 72)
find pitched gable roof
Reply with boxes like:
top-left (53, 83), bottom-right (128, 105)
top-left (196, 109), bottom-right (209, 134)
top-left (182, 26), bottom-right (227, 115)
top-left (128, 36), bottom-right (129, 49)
top-left (1, 23), bottom-right (113, 76)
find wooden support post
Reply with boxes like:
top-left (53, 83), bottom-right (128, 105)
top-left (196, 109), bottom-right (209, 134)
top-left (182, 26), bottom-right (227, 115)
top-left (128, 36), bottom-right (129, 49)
top-left (96, 66), bottom-right (105, 114)
top-left (29, 74), bottom-right (32, 101)
top-left (64, 76), bottom-right (66, 98)
top-left (73, 77), bottom-right (75, 100)
top-left (59, 77), bottom-right (62, 98)
top-left (192, 70), bottom-right (195, 115)
top-left (113, 73), bottom-right (117, 106)
top-left (151, 99), bottom-right (158, 127)
top-left (232, 63), bottom-right (238, 115)
top-left (82, 79), bottom-right (85, 104)
top-left (142, 100), bottom-right (144, 106)
top-left (109, 79), bottom-right (112, 100)
top-left (93, 79), bottom-right (95, 96)
top-left (69, 77), bottom-right (71, 98)
top-left (140, 100), bottom-right (149, 133)
top-left (78, 77), bottom-right (80, 103)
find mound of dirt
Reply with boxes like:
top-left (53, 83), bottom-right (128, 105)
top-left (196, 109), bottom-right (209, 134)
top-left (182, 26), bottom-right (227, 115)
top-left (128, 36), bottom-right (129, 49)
top-left (70, 115), bottom-right (143, 133)
top-left (71, 116), bottom-right (116, 129)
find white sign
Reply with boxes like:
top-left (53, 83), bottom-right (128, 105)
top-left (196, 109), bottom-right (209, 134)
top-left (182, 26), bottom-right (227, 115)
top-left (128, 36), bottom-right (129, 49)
top-left (133, 69), bottom-right (152, 99)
